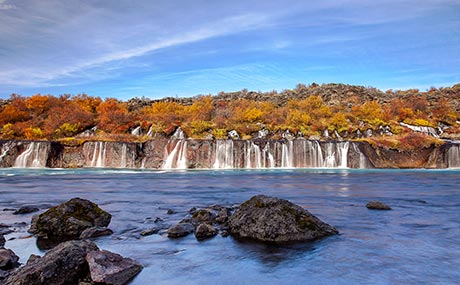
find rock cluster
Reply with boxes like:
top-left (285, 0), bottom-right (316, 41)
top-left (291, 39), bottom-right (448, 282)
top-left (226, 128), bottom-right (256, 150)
top-left (166, 195), bottom-right (338, 244)
top-left (2, 198), bottom-right (142, 285)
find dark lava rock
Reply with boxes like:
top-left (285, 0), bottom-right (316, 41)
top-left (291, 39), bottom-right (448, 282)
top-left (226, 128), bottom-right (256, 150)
top-left (228, 195), bottom-right (338, 243)
top-left (86, 250), bottom-right (143, 285)
top-left (140, 228), bottom-right (160, 236)
top-left (79, 227), bottom-right (113, 239)
top-left (13, 206), bottom-right (39, 215)
top-left (194, 223), bottom-right (218, 241)
top-left (215, 208), bottom-right (230, 224)
top-left (28, 197), bottom-right (111, 240)
top-left (366, 201), bottom-right (392, 210)
top-left (26, 255), bottom-right (41, 265)
top-left (192, 209), bottom-right (215, 223)
top-left (4, 240), bottom-right (99, 285)
top-left (167, 223), bottom-right (194, 238)
top-left (0, 248), bottom-right (19, 270)
top-left (0, 234), bottom-right (5, 247)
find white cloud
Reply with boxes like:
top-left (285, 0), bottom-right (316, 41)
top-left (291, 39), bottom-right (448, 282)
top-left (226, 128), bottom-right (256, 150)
top-left (0, 0), bottom-right (15, 10)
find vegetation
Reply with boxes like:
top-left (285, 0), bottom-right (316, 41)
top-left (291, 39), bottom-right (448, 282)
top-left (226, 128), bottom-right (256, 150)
top-left (1, 83), bottom-right (459, 148)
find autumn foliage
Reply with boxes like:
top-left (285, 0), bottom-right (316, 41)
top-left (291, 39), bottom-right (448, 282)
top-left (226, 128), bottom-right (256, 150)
top-left (1, 83), bottom-right (459, 143)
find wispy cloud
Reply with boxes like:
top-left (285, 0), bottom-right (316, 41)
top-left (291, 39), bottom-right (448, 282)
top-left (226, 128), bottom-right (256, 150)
top-left (0, 0), bottom-right (15, 10)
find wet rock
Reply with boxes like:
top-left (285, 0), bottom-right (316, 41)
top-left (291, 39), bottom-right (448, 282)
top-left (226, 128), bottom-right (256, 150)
top-left (80, 227), bottom-right (113, 239)
top-left (4, 240), bottom-right (99, 285)
top-left (188, 207), bottom-right (197, 214)
top-left (166, 209), bottom-right (176, 215)
top-left (29, 197), bottom-right (111, 241)
top-left (215, 208), bottom-right (230, 224)
top-left (0, 228), bottom-right (13, 236)
top-left (192, 209), bottom-right (215, 223)
top-left (366, 201), bottom-right (392, 210)
top-left (140, 228), bottom-right (159, 236)
top-left (86, 250), bottom-right (143, 285)
top-left (228, 195), bottom-right (338, 243)
top-left (167, 223), bottom-right (194, 238)
top-left (220, 229), bottom-right (230, 237)
top-left (0, 269), bottom-right (10, 281)
top-left (194, 223), bottom-right (218, 241)
top-left (26, 255), bottom-right (41, 265)
top-left (154, 217), bottom-right (164, 223)
top-left (13, 206), bottom-right (39, 215)
top-left (0, 234), bottom-right (5, 247)
top-left (0, 248), bottom-right (19, 270)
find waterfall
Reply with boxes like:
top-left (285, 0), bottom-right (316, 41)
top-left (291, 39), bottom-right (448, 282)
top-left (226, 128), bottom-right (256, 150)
top-left (352, 143), bottom-right (369, 169)
top-left (162, 128), bottom-right (188, 169)
top-left (324, 143), bottom-right (337, 168)
top-left (281, 140), bottom-right (294, 168)
top-left (337, 141), bottom-right (349, 168)
top-left (14, 142), bottom-right (48, 168)
top-left (309, 141), bottom-right (324, 168)
top-left (213, 140), bottom-right (234, 169)
top-left (447, 144), bottom-right (460, 168)
top-left (263, 143), bottom-right (275, 168)
top-left (90, 142), bottom-right (107, 168)
top-left (245, 141), bottom-right (263, 168)
top-left (120, 143), bottom-right (127, 168)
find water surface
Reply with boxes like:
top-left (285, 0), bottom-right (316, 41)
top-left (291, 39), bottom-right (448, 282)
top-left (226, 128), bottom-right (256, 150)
top-left (1, 168), bottom-right (459, 284)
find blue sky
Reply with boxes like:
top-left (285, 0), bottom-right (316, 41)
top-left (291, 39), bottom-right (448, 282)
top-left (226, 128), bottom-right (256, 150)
top-left (0, 0), bottom-right (459, 100)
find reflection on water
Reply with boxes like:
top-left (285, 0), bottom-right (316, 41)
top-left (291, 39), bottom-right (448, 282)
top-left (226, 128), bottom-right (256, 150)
top-left (1, 168), bottom-right (460, 284)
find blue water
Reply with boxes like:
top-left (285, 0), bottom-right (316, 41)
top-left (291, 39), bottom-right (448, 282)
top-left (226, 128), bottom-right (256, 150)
top-left (1, 168), bottom-right (460, 284)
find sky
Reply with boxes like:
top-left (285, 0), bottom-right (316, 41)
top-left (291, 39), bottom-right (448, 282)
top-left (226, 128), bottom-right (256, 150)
top-left (0, 0), bottom-right (459, 100)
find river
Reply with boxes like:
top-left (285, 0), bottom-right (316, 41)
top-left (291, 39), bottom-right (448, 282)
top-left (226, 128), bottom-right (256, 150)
top-left (1, 168), bottom-right (459, 284)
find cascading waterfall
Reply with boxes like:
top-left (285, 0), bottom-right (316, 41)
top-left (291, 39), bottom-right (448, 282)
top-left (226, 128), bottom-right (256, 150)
top-left (213, 140), bottom-right (234, 169)
top-left (352, 142), bottom-right (369, 169)
top-left (263, 143), bottom-right (275, 168)
top-left (245, 141), bottom-right (262, 168)
top-left (120, 143), bottom-right (128, 168)
top-left (162, 128), bottom-right (188, 169)
top-left (309, 141), bottom-right (324, 168)
top-left (337, 141), bottom-right (350, 168)
top-left (14, 142), bottom-right (49, 168)
top-left (447, 143), bottom-right (460, 168)
top-left (281, 140), bottom-right (294, 168)
top-left (90, 142), bottom-right (107, 168)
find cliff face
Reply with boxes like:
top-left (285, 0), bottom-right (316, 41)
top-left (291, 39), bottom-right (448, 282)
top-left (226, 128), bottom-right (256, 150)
top-left (0, 139), bottom-right (457, 169)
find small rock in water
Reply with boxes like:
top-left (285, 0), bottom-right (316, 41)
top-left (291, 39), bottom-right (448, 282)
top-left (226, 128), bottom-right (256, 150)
top-left (194, 223), bottom-right (218, 241)
top-left (154, 217), bottom-right (164, 223)
top-left (0, 248), bottom-right (20, 270)
top-left (140, 228), bottom-right (160, 236)
top-left (188, 207), bottom-right (197, 214)
top-left (166, 209), bottom-right (176, 215)
top-left (86, 250), bottom-right (143, 285)
top-left (79, 227), bottom-right (113, 239)
top-left (167, 223), bottom-right (194, 238)
top-left (13, 206), bottom-right (39, 215)
top-left (366, 201), bottom-right (392, 210)
top-left (0, 235), bottom-right (5, 247)
top-left (192, 209), bottom-right (215, 223)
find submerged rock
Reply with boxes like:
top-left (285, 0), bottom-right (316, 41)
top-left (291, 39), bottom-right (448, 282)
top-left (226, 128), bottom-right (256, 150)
top-left (167, 223), bottom-right (194, 238)
top-left (86, 250), bottom-right (143, 285)
top-left (228, 195), bottom-right (338, 243)
top-left (29, 197), bottom-right (111, 241)
top-left (0, 248), bottom-right (19, 270)
top-left (194, 223), bottom-right (218, 240)
top-left (79, 227), bottom-right (113, 239)
top-left (13, 206), bottom-right (39, 215)
top-left (4, 240), bottom-right (99, 285)
top-left (366, 201), bottom-right (392, 210)
top-left (0, 234), bottom-right (5, 247)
